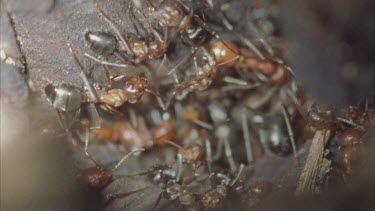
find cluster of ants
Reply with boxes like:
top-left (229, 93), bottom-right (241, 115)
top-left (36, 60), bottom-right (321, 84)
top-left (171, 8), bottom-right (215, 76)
top-left (42, 0), bottom-right (374, 209)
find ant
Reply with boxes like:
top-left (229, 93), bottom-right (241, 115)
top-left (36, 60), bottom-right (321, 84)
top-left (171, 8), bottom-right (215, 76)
top-left (80, 127), bottom-right (145, 190)
top-left (152, 118), bottom-right (176, 145)
top-left (201, 164), bottom-right (245, 209)
top-left (307, 103), bottom-right (336, 130)
top-left (166, 141), bottom-right (204, 165)
top-left (80, 126), bottom-right (147, 202)
top-left (152, 179), bottom-right (197, 208)
top-left (143, 0), bottom-right (240, 83)
top-left (92, 117), bottom-right (154, 150)
top-left (46, 43), bottom-right (150, 127)
top-left (179, 103), bottom-right (214, 130)
top-left (338, 128), bottom-right (363, 176)
top-left (237, 50), bottom-right (291, 85)
top-left (109, 154), bottom-right (197, 207)
top-left (84, 4), bottom-right (166, 70)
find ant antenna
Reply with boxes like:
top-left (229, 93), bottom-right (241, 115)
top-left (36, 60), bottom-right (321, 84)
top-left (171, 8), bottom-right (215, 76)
top-left (168, 47), bottom-right (198, 74)
top-left (84, 126), bottom-right (101, 167)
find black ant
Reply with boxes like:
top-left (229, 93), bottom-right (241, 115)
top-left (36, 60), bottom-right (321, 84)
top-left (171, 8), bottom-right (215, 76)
top-left (109, 155), bottom-right (197, 207)
top-left (201, 164), bottom-right (245, 209)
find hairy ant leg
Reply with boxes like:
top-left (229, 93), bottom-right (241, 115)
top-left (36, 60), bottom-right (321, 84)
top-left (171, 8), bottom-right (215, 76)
top-left (281, 105), bottom-right (298, 160)
top-left (241, 112), bottom-right (254, 164)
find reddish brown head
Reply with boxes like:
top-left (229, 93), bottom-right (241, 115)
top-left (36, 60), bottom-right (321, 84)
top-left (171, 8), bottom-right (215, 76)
top-left (81, 167), bottom-right (111, 189)
top-left (339, 128), bottom-right (362, 147)
top-left (124, 73), bottom-right (148, 104)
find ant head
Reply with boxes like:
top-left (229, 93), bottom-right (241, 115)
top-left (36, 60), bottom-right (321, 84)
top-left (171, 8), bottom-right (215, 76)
top-left (81, 167), bottom-right (112, 189)
top-left (124, 73), bottom-right (148, 104)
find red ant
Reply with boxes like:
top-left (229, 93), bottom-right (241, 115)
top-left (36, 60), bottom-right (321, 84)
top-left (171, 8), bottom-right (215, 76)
top-left (80, 127), bottom-right (145, 190)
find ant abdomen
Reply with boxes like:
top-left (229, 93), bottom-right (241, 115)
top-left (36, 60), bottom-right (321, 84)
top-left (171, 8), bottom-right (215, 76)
top-left (99, 89), bottom-right (128, 107)
top-left (45, 83), bottom-right (83, 112)
top-left (85, 31), bottom-right (117, 57)
top-left (207, 39), bottom-right (239, 67)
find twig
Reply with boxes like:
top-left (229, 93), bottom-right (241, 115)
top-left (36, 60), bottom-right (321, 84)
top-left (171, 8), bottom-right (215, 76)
top-left (295, 129), bottom-right (331, 195)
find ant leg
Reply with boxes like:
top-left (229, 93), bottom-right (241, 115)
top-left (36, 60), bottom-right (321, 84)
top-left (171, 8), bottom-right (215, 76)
top-left (108, 148), bottom-right (145, 172)
top-left (282, 105), bottom-right (298, 161)
top-left (133, 5), bottom-right (164, 43)
top-left (233, 31), bottom-right (265, 60)
top-left (259, 130), bottom-right (272, 155)
top-left (284, 88), bottom-right (308, 120)
top-left (145, 89), bottom-right (167, 110)
top-left (218, 14), bottom-right (266, 60)
top-left (84, 53), bottom-right (129, 68)
top-left (172, 72), bottom-right (180, 84)
top-left (223, 136), bottom-right (237, 173)
top-left (176, 153), bottom-right (183, 182)
top-left (205, 138), bottom-right (213, 173)
top-left (193, 120), bottom-right (214, 130)
top-left (100, 104), bottom-right (124, 116)
top-left (87, 103), bottom-right (100, 129)
top-left (166, 140), bottom-right (184, 151)
top-left (245, 86), bottom-right (278, 109)
top-left (168, 47), bottom-right (198, 74)
top-left (153, 192), bottom-right (163, 210)
top-left (113, 51), bottom-right (129, 63)
top-left (193, 53), bottom-right (199, 77)
top-left (241, 112), bottom-right (254, 163)
top-left (67, 42), bottom-right (100, 103)
top-left (336, 117), bottom-right (365, 131)
top-left (95, 5), bottom-right (135, 56)
top-left (128, 4), bottom-right (142, 37)
top-left (222, 83), bottom-right (261, 92)
top-left (101, 64), bottom-right (112, 83)
top-left (193, 15), bottom-right (240, 57)
top-left (213, 138), bottom-right (224, 161)
top-left (83, 126), bottom-right (101, 167)
top-left (106, 186), bottom-right (148, 201)
top-left (125, 167), bottom-right (162, 177)
top-left (156, 54), bottom-right (168, 73)
top-left (55, 109), bottom-right (69, 131)
top-left (163, 27), bottom-right (170, 47)
top-left (109, 73), bottom-right (128, 82)
top-left (229, 163), bottom-right (245, 187)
